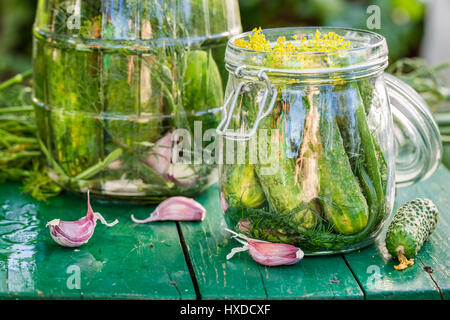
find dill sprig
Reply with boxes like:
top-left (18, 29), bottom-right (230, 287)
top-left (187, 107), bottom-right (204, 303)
top-left (224, 204), bottom-right (382, 252)
top-left (0, 71), bottom-right (63, 201)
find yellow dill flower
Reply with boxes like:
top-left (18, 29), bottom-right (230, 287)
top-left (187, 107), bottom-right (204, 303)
top-left (272, 36), bottom-right (296, 54)
top-left (234, 27), bottom-right (353, 70)
top-left (234, 38), bottom-right (249, 48)
top-left (298, 30), bottom-right (353, 52)
top-left (235, 28), bottom-right (352, 54)
top-left (234, 27), bottom-right (270, 51)
top-left (270, 36), bottom-right (297, 66)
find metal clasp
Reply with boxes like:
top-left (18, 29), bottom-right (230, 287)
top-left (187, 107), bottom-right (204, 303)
top-left (216, 67), bottom-right (277, 141)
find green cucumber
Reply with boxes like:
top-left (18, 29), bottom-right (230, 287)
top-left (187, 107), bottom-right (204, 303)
top-left (254, 105), bottom-right (317, 229)
top-left (255, 143), bottom-right (317, 229)
top-left (317, 117), bottom-right (369, 235)
top-left (182, 50), bottom-right (223, 112)
top-left (223, 164), bottom-right (266, 208)
top-left (317, 86), bottom-right (369, 235)
top-left (385, 198), bottom-right (439, 270)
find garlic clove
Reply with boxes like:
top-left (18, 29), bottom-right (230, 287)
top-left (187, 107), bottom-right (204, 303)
top-left (225, 228), bottom-right (304, 266)
top-left (220, 192), bottom-right (229, 212)
top-left (131, 196), bottom-right (206, 223)
top-left (247, 240), bottom-right (304, 266)
top-left (46, 191), bottom-right (118, 248)
top-left (47, 217), bottom-right (95, 247)
top-left (143, 132), bottom-right (173, 176)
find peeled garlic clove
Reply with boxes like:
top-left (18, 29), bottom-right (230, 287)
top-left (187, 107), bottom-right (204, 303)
top-left (131, 196), bottom-right (206, 223)
top-left (46, 191), bottom-right (118, 247)
top-left (225, 229), bottom-right (304, 266)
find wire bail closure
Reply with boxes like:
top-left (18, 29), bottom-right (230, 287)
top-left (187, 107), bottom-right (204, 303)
top-left (216, 66), bottom-right (277, 141)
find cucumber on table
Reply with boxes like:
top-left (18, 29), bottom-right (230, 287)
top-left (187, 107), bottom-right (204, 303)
top-left (385, 198), bottom-right (439, 270)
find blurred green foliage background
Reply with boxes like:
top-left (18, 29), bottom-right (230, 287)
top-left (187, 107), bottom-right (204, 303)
top-left (0, 0), bottom-right (36, 78)
top-left (240, 0), bottom-right (425, 60)
top-left (0, 0), bottom-right (426, 79)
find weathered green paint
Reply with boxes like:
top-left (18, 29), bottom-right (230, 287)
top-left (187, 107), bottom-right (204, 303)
top-left (181, 185), bottom-right (364, 300)
top-left (1, 166), bottom-right (449, 300)
top-left (0, 183), bottom-right (195, 300)
top-left (180, 186), bottom-right (267, 299)
top-left (260, 256), bottom-right (363, 299)
top-left (344, 166), bottom-right (450, 300)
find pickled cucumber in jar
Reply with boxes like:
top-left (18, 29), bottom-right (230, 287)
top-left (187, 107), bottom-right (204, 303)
top-left (219, 28), bottom-right (392, 254)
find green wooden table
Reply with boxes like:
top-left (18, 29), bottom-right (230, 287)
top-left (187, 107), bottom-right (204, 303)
top-left (1, 166), bottom-right (449, 300)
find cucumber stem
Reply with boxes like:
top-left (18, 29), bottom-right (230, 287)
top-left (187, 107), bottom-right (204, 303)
top-left (394, 246), bottom-right (414, 271)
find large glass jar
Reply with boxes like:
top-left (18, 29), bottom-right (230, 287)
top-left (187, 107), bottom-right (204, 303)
top-left (217, 27), bottom-right (442, 255)
top-left (32, 0), bottom-right (241, 202)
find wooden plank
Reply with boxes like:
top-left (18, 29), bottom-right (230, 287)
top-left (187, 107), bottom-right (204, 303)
top-left (0, 183), bottom-right (195, 300)
top-left (344, 166), bottom-right (450, 300)
top-left (181, 185), bottom-right (364, 300)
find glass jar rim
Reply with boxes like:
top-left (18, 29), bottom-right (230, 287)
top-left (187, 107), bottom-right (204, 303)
top-left (225, 26), bottom-right (388, 79)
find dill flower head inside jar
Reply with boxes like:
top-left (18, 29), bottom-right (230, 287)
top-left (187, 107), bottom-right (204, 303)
top-left (216, 27), bottom-right (442, 255)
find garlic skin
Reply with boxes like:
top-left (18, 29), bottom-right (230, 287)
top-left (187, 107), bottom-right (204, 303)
top-left (131, 196), bottom-right (206, 223)
top-left (225, 229), bottom-right (304, 266)
top-left (46, 191), bottom-right (118, 247)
